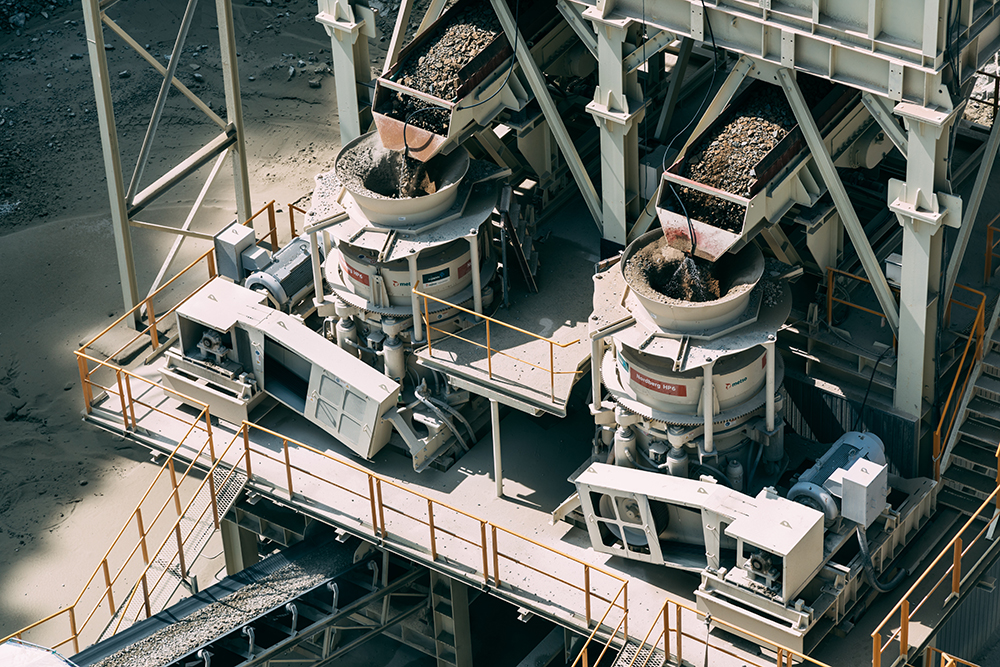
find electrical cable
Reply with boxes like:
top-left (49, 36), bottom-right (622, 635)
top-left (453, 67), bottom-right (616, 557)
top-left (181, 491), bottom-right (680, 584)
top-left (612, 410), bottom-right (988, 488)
top-left (856, 523), bottom-right (909, 592)
top-left (638, 0), bottom-right (725, 258)
top-left (853, 344), bottom-right (894, 431)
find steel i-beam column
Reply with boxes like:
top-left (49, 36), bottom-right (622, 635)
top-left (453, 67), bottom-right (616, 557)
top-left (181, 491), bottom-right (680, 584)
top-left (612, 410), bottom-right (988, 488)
top-left (216, 0), bottom-right (252, 224)
top-left (585, 13), bottom-right (643, 247)
top-left (317, 0), bottom-right (373, 146)
top-left (890, 103), bottom-right (962, 419)
top-left (82, 0), bottom-right (140, 327)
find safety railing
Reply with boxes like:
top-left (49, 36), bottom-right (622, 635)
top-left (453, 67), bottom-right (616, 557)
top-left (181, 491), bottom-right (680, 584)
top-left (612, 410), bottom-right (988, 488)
top-left (984, 212), bottom-right (1000, 283)
top-left (77, 247), bottom-right (217, 378)
top-left (413, 284), bottom-right (582, 402)
top-left (239, 422), bottom-right (628, 636)
top-left (923, 646), bottom-right (983, 667)
top-left (826, 267), bottom-right (898, 343)
top-left (6, 200), bottom-right (311, 651)
top-left (1, 399), bottom-right (221, 652)
top-left (242, 200), bottom-right (298, 251)
top-left (872, 484), bottom-right (1000, 667)
top-left (934, 283), bottom-right (988, 480)
top-left (571, 598), bottom-right (833, 667)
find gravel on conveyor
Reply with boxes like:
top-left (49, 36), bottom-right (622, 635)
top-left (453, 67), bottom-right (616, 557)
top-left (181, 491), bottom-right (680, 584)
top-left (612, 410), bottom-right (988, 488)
top-left (382, 3), bottom-right (503, 134)
top-left (93, 546), bottom-right (353, 667)
top-left (669, 77), bottom-right (834, 232)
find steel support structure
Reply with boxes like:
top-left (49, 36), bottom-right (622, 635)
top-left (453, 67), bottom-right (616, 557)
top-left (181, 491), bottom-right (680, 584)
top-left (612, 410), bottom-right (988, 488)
top-left (489, 0), bottom-right (603, 231)
top-left (317, 0), bottom-right (376, 147)
top-left (889, 102), bottom-right (962, 418)
top-left (777, 69), bottom-right (901, 337)
top-left (82, 0), bottom-right (252, 328)
top-left (585, 13), bottom-right (645, 246)
top-left (82, 0), bottom-right (139, 327)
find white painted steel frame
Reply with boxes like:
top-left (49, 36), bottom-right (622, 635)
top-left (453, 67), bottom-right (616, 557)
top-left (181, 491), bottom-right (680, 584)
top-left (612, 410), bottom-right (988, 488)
top-left (82, 0), bottom-right (252, 328)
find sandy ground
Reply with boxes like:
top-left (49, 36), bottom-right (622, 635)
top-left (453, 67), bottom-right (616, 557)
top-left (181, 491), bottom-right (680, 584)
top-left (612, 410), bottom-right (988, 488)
top-left (0, 0), bottom-right (380, 646)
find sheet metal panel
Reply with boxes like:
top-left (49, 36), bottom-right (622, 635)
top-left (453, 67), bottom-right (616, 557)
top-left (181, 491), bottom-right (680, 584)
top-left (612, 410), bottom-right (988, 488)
top-left (937, 555), bottom-right (1000, 662)
top-left (781, 372), bottom-right (919, 477)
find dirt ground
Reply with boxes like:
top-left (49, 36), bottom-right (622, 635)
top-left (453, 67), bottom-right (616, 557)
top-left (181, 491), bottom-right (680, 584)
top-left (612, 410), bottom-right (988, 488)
top-left (0, 0), bottom-right (406, 647)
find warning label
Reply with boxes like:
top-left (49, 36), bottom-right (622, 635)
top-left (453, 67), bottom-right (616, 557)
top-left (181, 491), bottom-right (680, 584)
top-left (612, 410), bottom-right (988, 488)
top-left (458, 259), bottom-right (472, 279)
top-left (630, 368), bottom-right (687, 396)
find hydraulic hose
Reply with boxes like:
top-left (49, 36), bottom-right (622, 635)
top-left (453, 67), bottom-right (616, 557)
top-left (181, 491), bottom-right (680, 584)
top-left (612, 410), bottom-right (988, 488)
top-left (415, 382), bottom-right (468, 452)
top-left (856, 523), bottom-right (909, 593)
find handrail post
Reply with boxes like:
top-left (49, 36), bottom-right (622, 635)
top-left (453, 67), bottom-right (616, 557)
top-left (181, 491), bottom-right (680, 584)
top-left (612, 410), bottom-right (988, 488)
top-left (584, 565), bottom-right (591, 626)
top-left (873, 633), bottom-right (882, 667)
top-left (492, 524), bottom-right (500, 587)
top-left (136, 508), bottom-right (152, 619)
top-left (116, 369), bottom-right (129, 430)
top-left (776, 648), bottom-right (783, 667)
top-left (663, 602), bottom-right (670, 660)
top-left (168, 459), bottom-right (188, 579)
top-left (377, 479), bottom-right (386, 537)
top-left (953, 538), bottom-right (963, 595)
top-left (427, 499), bottom-right (437, 561)
top-left (267, 201), bottom-right (278, 250)
top-left (124, 373), bottom-right (137, 430)
top-left (623, 581), bottom-right (628, 638)
top-left (283, 439), bottom-right (294, 497)
top-left (288, 203), bottom-right (297, 238)
top-left (206, 414), bottom-right (220, 530)
top-left (368, 475), bottom-right (380, 538)
top-left (77, 354), bottom-right (93, 412)
top-left (207, 251), bottom-right (216, 278)
top-left (480, 521), bottom-right (489, 584)
top-left (900, 599), bottom-right (909, 661)
top-left (423, 293), bottom-right (432, 355)
top-left (69, 607), bottom-right (79, 654)
top-left (676, 603), bottom-right (682, 665)
top-left (934, 430), bottom-right (942, 481)
top-left (550, 342), bottom-right (555, 402)
top-left (147, 298), bottom-right (159, 350)
top-left (242, 424), bottom-right (253, 479)
top-left (102, 559), bottom-right (115, 618)
top-left (486, 320), bottom-right (493, 378)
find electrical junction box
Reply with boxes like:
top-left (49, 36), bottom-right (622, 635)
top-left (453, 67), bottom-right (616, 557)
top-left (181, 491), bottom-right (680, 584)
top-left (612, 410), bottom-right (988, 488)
top-left (241, 245), bottom-right (272, 274)
top-left (215, 222), bottom-right (256, 282)
top-left (841, 458), bottom-right (888, 528)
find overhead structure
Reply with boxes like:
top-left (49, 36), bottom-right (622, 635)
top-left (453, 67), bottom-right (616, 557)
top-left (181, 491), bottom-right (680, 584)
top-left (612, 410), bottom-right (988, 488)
top-left (28, 0), bottom-right (1000, 666)
top-left (82, 0), bottom-right (252, 327)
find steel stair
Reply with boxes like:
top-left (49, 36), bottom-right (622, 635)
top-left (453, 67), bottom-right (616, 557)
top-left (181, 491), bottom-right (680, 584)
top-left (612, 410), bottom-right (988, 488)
top-left (940, 293), bottom-right (1000, 516)
top-left (97, 467), bottom-right (248, 642)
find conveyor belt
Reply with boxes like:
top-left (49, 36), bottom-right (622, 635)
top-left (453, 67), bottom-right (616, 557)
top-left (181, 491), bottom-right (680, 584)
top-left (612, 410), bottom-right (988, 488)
top-left (71, 533), bottom-right (394, 667)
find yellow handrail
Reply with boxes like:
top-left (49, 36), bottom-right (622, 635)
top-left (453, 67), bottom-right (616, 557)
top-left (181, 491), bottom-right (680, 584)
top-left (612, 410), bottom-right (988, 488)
top-left (413, 283), bottom-right (582, 402)
top-left (924, 646), bottom-right (984, 667)
top-left (872, 484), bottom-right (1000, 666)
top-left (933, 283), bottom-right (988, 480)
top-left (572, 597), bottom-right (833, 667)
top-left (239, 421), bottom-right (627, 631)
